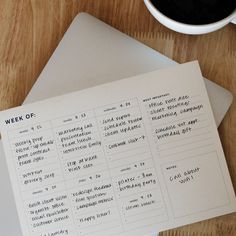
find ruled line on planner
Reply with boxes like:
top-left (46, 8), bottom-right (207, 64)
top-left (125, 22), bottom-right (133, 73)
top-left (124, 206), bottom-right (165, 218)
top-left (149, 113), bottom-right (205, 127)
top-left (157, 131), bottom-right (212, 145)
top-left (108, 153), bottom-right (150, 172)
top-left (73, 206), bottom-right (116, 219)
top-left (108, 150), bottom-right (148, 163)
top-left (158, 137), bottom-right (213, 151)
top-left (117, 188), bottom-right (162, 200)
top-left (125, 211), bottom-right (167, 224)
top-left (106, 146), bottom-right (148, 159)
top-left (159, 143), bottom-right (214, 158)
top-left (80, 223), bottom-right (121, 236)
top-left (104, 132), bottom-right (145, 147)
top-left (78, 219), bottom-right (120, 230)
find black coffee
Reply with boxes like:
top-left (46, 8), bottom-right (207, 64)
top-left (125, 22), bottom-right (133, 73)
top-left (151, 0), bottom-right (236, 25)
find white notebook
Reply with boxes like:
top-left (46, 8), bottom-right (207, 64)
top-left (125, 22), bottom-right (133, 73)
top-left (0, 62), bottom-right (235, 236)
top-left (0, 13), bottom-right (233, 236)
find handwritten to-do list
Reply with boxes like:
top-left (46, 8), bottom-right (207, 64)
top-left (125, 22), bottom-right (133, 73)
top-left (0, 62), bottom-right (235, 236)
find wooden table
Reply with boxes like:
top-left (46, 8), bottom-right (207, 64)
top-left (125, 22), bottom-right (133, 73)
top-left (0, 0), bottom-right (235, 235)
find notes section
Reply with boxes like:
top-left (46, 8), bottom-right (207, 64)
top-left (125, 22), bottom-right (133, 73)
top-left (7, 99), bottom-right (167, 236)
top-left (161, 152), bottom-right (229, 217)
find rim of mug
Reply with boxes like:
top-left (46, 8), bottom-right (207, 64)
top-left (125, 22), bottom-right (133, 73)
top-left (145, 0), bottom-right (236, 28)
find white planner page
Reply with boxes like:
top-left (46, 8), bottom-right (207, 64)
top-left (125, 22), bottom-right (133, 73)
top-left (0, 61), bottom-right (235, 236)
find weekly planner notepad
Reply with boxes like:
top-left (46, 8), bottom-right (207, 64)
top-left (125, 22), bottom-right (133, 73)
top-left (0, 62), bottom-right (235, 236)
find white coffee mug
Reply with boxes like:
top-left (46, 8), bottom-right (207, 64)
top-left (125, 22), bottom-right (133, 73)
top-left (144, 0), bottom-right (236, 35)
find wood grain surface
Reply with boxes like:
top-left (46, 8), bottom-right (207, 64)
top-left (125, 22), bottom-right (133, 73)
top-left (0, 0), bottom-right (235, 235)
